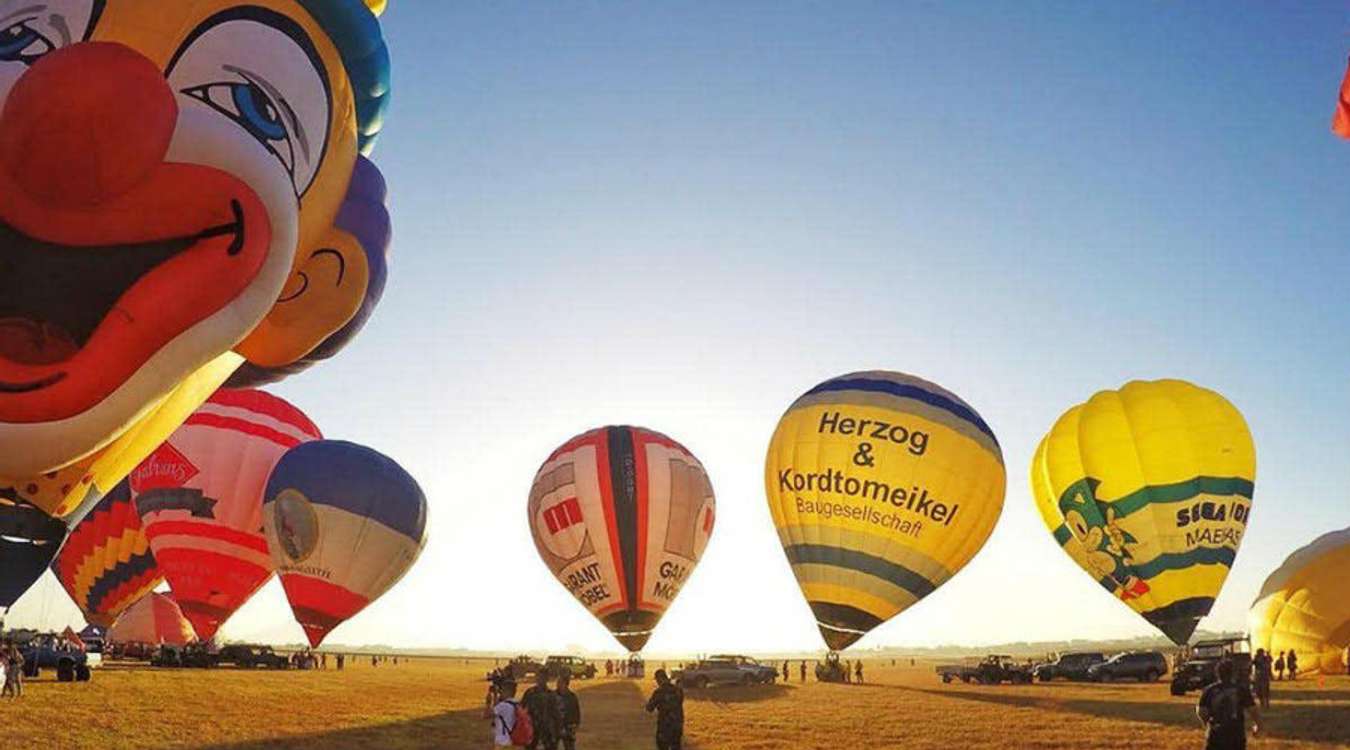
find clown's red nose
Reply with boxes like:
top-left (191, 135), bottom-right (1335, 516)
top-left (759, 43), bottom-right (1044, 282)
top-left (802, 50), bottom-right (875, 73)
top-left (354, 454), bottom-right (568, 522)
top-left (0, 42), bottom-right (178, 209)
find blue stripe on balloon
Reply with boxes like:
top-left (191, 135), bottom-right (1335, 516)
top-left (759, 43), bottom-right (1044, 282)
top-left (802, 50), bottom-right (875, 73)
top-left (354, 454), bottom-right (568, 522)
top-left (265, 440), bottom-right (425, 541)
top-left (802, 377), bottom-right (999, 446)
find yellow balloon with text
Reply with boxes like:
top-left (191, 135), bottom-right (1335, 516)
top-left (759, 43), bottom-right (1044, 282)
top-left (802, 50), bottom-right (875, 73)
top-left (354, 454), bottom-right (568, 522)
top-left (1031, 379), bottom-right (1256, 645)
top-left (765, 371), bottom-right (1006, 650)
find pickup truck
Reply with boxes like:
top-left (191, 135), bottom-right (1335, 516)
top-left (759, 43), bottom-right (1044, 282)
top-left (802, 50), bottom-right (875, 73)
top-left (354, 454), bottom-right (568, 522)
top-left (545, 655), bottom-right (597, 680)
top-left (673, 655), bottom-right (778, 688)
top-left (219, 644), bottom-right (290, 669)
top-left (936, 655), bottom-right (1033, 684)
top-left (20, 636), bottom-right (95, 682)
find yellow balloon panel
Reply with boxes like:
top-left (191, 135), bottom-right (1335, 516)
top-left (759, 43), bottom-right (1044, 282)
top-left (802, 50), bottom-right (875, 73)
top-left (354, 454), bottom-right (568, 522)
top-left (1031, 379), bottom-right (1256, 645)
top-left (1249, 527), bottom-right (1350, 675)
top-left (765, 371), bottom-right (1006, 650)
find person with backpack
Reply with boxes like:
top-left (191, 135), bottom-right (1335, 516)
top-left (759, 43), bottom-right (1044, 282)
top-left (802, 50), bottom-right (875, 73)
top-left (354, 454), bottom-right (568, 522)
top-left (646, 669), bottom-right (685, 750)
top-left (522, 672), bottom-right (562, 750)
top-left (485, 678), bottom-right (527, 747)
top-left (1251, 649), bottom-right (1272, 710)
top-left (556, 673), bottom-right (581, 750)
top-left (1197, 659), bottom-right (1261, 750)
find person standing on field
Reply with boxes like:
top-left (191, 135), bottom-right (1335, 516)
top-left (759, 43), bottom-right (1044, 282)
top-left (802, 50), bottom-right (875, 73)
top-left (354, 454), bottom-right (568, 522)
top-left (4, 644), bottom-right (23, 698)
top-left (1251, 649), bottom-right (1272, 710)
top-left (646, 669), bottom-right (684, 750)
top-left (854, 660), bottom-right (864, 684)
top-left (485, 678), bottom-right (519, 748)
top-left (1274, 651), bottom-right (1285, 681)
top-left (1197, 660), bottom-right (1261, 750)
top-left (782, 661), bottom-right (789, 682)
top-left (522, 671), bottom-right (562, 750)
top-left (556, 673), bottom-right (581, 750)
top-left (799, 660), bottom-right (807, 683)
top-left (1286, 650), bottom-right (1298, 682)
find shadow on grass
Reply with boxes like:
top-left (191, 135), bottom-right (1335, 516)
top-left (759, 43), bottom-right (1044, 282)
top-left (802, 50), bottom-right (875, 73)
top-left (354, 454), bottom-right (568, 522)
top-left (887, 683), bottom-right (1350, 745)
top-left (197, 678), bottom-right (683, 750)
top-left (682, 682), bottom-right (792, 704)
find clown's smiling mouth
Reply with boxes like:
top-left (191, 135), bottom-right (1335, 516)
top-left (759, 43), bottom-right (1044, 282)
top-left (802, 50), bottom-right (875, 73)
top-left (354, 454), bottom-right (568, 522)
top-left (0, 202), bottom-right (245, 391)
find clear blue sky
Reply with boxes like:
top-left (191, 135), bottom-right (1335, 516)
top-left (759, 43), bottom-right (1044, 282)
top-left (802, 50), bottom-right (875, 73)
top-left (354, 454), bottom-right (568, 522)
top-left (19, 2), bottom-right (1350, 653)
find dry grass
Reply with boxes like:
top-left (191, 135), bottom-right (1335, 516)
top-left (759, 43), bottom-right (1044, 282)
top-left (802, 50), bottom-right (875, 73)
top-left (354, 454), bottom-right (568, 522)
top-left (10, 659), bottom-right (1349, 749)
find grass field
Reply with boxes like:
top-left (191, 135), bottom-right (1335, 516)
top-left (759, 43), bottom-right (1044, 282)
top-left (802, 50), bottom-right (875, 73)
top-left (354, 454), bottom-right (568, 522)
top-left (12, 659), bottom-right (1349, 749)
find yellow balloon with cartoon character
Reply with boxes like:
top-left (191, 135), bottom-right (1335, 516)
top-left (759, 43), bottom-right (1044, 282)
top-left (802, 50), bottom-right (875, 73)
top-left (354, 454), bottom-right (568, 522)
top-left (1031, 379), bottom-right (1256, 645)
top-left (0, 0), bottom-right (393, 520)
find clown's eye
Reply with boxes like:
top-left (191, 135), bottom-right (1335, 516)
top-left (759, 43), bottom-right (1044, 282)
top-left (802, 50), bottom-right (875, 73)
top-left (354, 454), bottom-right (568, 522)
top-left (184, 81), bottom-right (297, 186)
top-left (0, 21), bottom-right (54, 64)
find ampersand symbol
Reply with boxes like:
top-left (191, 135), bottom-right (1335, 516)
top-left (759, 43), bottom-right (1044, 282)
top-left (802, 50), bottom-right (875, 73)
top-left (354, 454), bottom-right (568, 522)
top-left (852, 442), bottom-right (875, 467)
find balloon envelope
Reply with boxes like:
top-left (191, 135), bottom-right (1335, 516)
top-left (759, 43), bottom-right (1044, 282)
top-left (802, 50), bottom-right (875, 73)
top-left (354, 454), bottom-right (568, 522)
top-left (52, 479), bottom-right (162, 627)
top-left (1031, 379), bottom-right (1255, 645)
top-left (0, 492), bottom-right (67, 609)
top-left (1249, 527), bottom-right (1350, 675)
top-left (766, 371), bottom-right (1006, 650)
top-left (108, 592), bottom-right (196, 646)
top-left (131, 389), bottom-right (321, 640)
top-left (529, 426), bottom-right (715, 652)
top-left (263, 440), bottom-right (427, 648)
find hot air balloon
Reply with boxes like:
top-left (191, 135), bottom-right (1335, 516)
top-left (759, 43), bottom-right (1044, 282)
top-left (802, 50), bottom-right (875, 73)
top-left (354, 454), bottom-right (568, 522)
top-left (131, 389), bottom-right (321, 640)
top-left (52, 480), bottom-right (162, 627)
top-left (107, 592), bottom-right (197, 647)
top-left (0, 0), bottom-right (394, 523)
top-left (766, 371), bottom-right (1006, 651)
top-left (0, 491), bottom-right (67, 612)
top-left (263, 440), bottom-right (427, 648)
top-left (529, 427), bottom-right (715, 652)
top-left (1249, 527), bottom-right (1350, 675)
top-left (1031, 379), bottom-right (1255, 645)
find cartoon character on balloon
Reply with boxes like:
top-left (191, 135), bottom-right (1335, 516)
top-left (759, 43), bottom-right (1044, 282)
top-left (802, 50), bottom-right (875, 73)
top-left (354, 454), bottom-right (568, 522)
top-left (0, 1), bottom-right (418, 632)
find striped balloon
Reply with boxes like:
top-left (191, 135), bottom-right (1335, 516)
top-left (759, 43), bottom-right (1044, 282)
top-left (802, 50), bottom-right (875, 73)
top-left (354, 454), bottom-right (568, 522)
top-left (1031, 379), bottom-right (1256, 645)
top-left (766, 371), bottom-right (1006, 650)
top-left (52, 479), bottom-right (161, 627)
top-left (263, 441), bottom-right (427, 648)
top-left (529, 427), bottom-right (716, 652)
top-left (131, 389), bottom-right (321, 640)
top-left (108, 592), bottom-right (196, 646)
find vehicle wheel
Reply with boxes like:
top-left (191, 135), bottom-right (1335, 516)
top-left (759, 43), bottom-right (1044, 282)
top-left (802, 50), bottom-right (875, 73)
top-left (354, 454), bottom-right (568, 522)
top-left (1039, 673), bottom-right (1051, 682)
top-left (942, 675), bottom-right (952, 684)
top-left (1143, 670), bottom-right (1159, 683)
top-left (695, 677), bottom-right (709, 690)
top-left (76, 665), bottom-right (91, 682)
top-left (1169, 682), bottom-right (1186, 697)
top-left (961, 675), bottom-right (972, 684)
top-left (57, 661), bottom-right (75, 682)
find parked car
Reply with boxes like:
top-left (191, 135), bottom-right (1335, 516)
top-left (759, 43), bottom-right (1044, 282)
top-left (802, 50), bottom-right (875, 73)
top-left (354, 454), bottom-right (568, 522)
top-left (1033, 652), bottom-right (1106, 682)
top-left (219, 644), bottom-right (290, 669)
top-left (150, 643), bottom-right (218, 668)
top-left (545, 655), bottom-right (597, 680)
top-left (506, 655), bottom-right (544, 678)
top-left (936, 655), bottom-right (1033, 685)
top-left (1088, 651), bottom-right (1168, 683)
top-left (1170, 638), bottom-right (1251, 696)
top-left (673, 655), bottom-right (778, 688)
top-left (21, 636), bottom-right (93, 682)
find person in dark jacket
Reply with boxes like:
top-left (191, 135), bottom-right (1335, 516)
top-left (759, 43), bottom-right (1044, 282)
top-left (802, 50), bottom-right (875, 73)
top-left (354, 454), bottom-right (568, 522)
top-left (799, 660), bottom-right (807, 682)
top-left (557, 673), bottom-right (581, 750)
top-left (1197, 659), bottom-right (1261, 750)
top-left (645, 669), bottom-right (684, 750)
top-left (1286, 650), bottom-right (1298, 682)
top-left (522, 672), bottom-right (563, 750)
top-left (1251, 649), bottom-right (1272, 709)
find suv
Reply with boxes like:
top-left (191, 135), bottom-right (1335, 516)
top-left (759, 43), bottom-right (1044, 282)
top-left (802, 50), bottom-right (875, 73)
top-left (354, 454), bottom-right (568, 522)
top-left (507, 655), bottom-right (544, 679)
top-left (220, 644), bottom-right (289, 669)
top-left (973, 655), bottom-right (1034, 685)
top-left (1034, 652), bottom-right (1106, 682)
top-left (1171, 639), bottom-right (1251, 696)
top-left (1088, 651), bottom-right (1168, 683)
top-left (673, 655), bottom-right (778, 688)
top-left (545, 656), bottom-right (597, 680)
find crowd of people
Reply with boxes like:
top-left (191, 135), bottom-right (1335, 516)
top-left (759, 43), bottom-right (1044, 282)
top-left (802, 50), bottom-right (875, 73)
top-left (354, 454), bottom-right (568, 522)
top-left (1196, 648), bottom-right (1314, 750)
top-left (485, 667), bottom-right (685, 750)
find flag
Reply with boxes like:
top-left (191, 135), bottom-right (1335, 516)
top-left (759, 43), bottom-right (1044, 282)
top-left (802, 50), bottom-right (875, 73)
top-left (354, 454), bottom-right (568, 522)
top-left (1335, 57), bottom-right (1350, 139)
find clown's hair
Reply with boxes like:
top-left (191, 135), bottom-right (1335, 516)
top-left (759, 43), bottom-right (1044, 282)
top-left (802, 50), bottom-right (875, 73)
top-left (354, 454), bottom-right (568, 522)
top-left (296, 0), bottom-right (390, 154)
